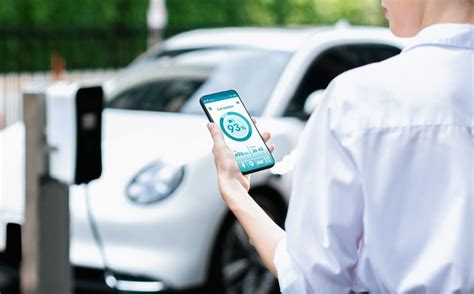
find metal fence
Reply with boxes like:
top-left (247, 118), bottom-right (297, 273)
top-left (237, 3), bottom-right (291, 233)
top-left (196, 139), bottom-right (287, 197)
top-left (0, 27), bottom-right (148, 73)
top-left (0, 69), bottom-right (117, 129)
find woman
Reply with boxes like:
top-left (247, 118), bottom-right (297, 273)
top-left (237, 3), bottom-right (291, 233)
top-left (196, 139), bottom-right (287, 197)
top-left (207, 0), bottom-right (473, 292)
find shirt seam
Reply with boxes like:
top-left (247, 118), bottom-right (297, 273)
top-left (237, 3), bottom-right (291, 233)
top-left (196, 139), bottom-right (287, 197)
top-left (402, 42), bottom-right (474, 53)
top-left (339, 122), bottom-right (472, 135)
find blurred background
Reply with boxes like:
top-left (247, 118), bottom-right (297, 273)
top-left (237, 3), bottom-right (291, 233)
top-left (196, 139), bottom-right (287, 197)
top-left (0, 0), bottom-right (386, 128)
top-left (0, 1), bottom-right (398, 294)
top-left (0, 0), bottom-right (385, 70)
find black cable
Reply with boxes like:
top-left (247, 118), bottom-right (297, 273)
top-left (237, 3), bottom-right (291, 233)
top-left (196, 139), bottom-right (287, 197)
top-left (83, 184), bottom-right (119, 293)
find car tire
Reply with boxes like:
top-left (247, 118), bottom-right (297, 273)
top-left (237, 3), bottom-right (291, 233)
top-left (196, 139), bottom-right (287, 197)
top-left (207, 193), bottom-right (286, 294)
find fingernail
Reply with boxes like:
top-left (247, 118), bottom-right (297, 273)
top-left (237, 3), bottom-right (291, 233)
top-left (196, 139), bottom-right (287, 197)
top-left (207, 123), bottom-right (214, 131)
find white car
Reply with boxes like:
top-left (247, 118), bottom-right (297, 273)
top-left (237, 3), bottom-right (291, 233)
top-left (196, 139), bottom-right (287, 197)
top-left (0, 26), bottom-right (405, 293)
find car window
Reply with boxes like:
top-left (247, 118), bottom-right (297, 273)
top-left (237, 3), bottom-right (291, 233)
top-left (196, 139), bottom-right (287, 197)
top-left (181, 50), bottom-right (291, 116)
top-left (107, 79), bottom-right (204, 112)
top-left (285, 43), bottom-right (401, 119)
top-left (108, 48), bottom-right (292, 116)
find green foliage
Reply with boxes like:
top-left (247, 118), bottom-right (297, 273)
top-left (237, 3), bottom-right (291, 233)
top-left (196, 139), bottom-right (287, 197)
top-left (0, 0), bottom-right (387, 72)
top-left (166, 0), bottom-right (387, 30)
top-left (0, 0), bottom-right (149, 27)
top-left (0, 0), bottom-right (386, 29)
top-left (0, 0), bottom-right (149, 72)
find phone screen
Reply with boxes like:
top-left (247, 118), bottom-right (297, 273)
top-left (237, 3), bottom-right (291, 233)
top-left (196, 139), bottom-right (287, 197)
top-left (200, 90), bottom-right (275, 174)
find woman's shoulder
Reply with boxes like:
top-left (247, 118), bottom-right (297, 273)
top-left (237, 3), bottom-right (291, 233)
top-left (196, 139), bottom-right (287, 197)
top-left (334, 53), bottom-right (407, 92)
top-left (323, 53), bottom-right (418, 132)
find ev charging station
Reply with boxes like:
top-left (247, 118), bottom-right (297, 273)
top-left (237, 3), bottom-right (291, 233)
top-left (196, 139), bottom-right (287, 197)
top-left (21, 82), bottom-right (103, 293)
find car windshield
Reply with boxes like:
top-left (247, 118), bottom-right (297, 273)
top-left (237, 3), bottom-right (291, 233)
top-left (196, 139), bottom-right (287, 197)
top-left (107, 48), bottom-right (292, 116)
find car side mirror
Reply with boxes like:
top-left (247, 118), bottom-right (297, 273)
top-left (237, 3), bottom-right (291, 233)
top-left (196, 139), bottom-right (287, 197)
top-left (303, 89), bottom-right (326, 116)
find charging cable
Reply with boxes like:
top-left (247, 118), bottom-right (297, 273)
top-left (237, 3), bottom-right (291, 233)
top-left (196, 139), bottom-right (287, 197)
top-left (83, 184), bottom-right (118, 293)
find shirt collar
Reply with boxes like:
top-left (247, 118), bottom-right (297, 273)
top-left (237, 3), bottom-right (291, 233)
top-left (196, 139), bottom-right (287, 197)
top-left (402, 23), bottom-right (474, 53)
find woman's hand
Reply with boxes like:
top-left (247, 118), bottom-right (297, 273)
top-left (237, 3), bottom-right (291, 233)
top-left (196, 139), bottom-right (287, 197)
top-left (208, 120), bottom-right (284, 277)
top-left (207, 118), bottom-right (274, 204)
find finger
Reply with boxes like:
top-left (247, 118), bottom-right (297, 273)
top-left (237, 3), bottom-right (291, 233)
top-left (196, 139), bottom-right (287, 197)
top-left (207, 123), bottom-right (236, 172)
top-left (261, 131), bottom-right (271, 143)
top-left (207, 123), bottom-right (227, 149)
top-left (268, 144), bottom-right (275, 153)
top-left (252, 117), bottom-right (257, 125)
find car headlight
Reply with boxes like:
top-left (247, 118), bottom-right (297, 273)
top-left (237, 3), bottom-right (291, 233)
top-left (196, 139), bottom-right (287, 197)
top-left (126, 161), bottom-right (185, 204)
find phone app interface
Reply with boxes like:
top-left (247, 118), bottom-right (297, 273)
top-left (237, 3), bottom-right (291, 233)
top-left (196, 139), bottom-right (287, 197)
top-left (203, 91), bottom-right (274, 173)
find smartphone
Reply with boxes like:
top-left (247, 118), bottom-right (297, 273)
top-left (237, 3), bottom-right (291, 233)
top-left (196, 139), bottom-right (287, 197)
top-left (200, 90), bottom-right (275, 174)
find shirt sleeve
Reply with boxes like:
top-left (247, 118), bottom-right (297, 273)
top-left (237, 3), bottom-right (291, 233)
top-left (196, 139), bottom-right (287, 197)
top-left (274, 79), bottom-right (364, 293)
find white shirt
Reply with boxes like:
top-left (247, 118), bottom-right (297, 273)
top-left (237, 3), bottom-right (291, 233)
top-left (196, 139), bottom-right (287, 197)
top-left (274, 23), bottom-right (474, 293)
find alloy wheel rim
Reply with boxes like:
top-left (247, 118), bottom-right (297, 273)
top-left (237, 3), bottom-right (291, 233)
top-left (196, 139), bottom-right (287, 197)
top-left (221, 221), bottom-right (276, 294)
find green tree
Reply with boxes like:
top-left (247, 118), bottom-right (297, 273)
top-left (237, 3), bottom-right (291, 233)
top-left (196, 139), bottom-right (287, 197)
top-left (0, 0), bottom-right (148, 27)
top-left (0, 0), bottom-right (387, 72)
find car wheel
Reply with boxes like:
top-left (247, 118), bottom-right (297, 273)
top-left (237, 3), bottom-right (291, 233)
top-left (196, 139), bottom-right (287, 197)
top-left (208, 193), bottom-right (286, 294)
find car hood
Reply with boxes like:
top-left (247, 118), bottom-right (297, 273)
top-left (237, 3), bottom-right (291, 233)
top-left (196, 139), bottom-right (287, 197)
top-left (103, 109), bottom-right (212, 168)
